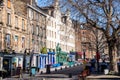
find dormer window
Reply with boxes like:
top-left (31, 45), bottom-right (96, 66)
top-left (62, 16), bottom-right (67, 24)
top-left (51, 11), bottom-right (54, 17)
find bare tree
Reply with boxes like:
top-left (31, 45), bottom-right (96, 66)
top-left (61, 0), bottom-right (120, 71)
top-left (88, 27), bottom-right (107, 72)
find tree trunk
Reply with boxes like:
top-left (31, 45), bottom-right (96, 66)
top-left (108, 41), bottom-right (117, 72)
top-left (108, 43), bottom-right (114, 71)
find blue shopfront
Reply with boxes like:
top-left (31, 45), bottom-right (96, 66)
top-left (48, 51), bottom-right (55, 65)
top-left (39, 54), bottom-right (48, 69)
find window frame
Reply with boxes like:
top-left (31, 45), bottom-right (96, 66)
top-left (22, 19), bottom-right (25, 30)
top-left (7, 13), bottom-right (11, 25)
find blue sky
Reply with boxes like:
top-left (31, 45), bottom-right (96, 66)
top-left (37, 0), bottom-right (54, 7)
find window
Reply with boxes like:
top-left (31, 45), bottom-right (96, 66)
top-left (7, 13), bottom-right (11, 25)
top-left (31, 10), bottom-right (33, 20)
top-left (31, 25), bottom-right (34, 34)
top-left (36, 26), bottom-right (39, 35)
top-left (83, 31), bottom-right (85, 34)
top-left (7, 0), bottom-right (11, 8)
top-left (82, 37), bottom-right (86, 41)
top-left (32, 39), bottom-right (35, 47)
top-left (22, 37), bottom-right (25, 48)
top-left (14, 35), bottom-right (18, 47)
top-left (22, 19), bottom-right (25, 30)
top-left (51, 11), bottom-right (54, 17)
top-left (29, 9), bottom-right (31, 18)
top-left (5, 34), bottom-right (11, 48)
top-left (0, 11), bottom-right (1, 22)
top-left (15, 16), bottom-right (18, 27)
top-left (36, 12), bottom-right (39, 21)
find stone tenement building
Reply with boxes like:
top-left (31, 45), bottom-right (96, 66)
top-left (73, 21), bottom-right (95, 59)
top-left (0, 0), bottom-right (28, 53)
top-left (0, 0), bottom-right (75, 54)
top-left (41, 0), bottom-right (75, 52)
top-left (27, 0), bottom-right (47, 53)
top-left (0, 0), bottom-right (108, 59)
top-left (0, 0), bottom-right (47, 53)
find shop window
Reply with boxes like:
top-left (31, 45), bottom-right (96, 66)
top-left (7, 0), bottom-right (11, 8)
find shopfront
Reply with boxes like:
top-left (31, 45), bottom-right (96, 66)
top-left (48, 51), bottom-right (55, 64)
top-left (1, 53), bottom-right (24, 77)
top-left (3, 54), bottom-right (15, 77)
top-left (39, 54), bottom-right (48, 69)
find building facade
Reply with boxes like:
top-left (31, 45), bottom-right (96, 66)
top-left (0, 0), bottom-right (28, 53)
top-left (27, 0), bottom-right (47, 53)
top-left (42, 0), bottom-right (75, 52)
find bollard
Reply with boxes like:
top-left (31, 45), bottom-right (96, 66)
top-left (65, 66), bottom-right (67, 69)
top-left (68, 73), bottom-right (72, 78)
top-left (41, 71), bottom-right (43, 74)
top-left (0, 77), bottom-right (2, 80)
top-left (55, 68), bottom-right (57, 71)
top-left (46, 65), bottom-right (51, 74)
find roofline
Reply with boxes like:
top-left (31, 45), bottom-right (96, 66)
top-left (27, 4), bottom-right (47, 17)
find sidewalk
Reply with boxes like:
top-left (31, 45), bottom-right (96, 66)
top-left (86, 74), bottom-right (120, 80)
top-left (36, 73), bottom-right (78, 80)
top-left (3, 73), bottom-right (78, 80)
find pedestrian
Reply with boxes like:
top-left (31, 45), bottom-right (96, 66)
top-left (101, 59), bottom-right (107, 73)
top-left (90, 58), bottom-right (96, 73)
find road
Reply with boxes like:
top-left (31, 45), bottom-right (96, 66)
top-left (36, 64), bottom-right (85, 80)
top-left (50, 64), bottom-right (84, 75)
top-left (3, 64), bottom-right (85, 80)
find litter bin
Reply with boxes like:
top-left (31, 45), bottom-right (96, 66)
top-left (16, 67), bottom-right (21, 75)
top-left (104, 69), bottom-right (109, 75)
top-left (31, 67), bottom-right (36, 76)
top-left (46, 64), bottom-right (51, 74)
top-left (0, 71), bottom-right (2, 80)
top-left (68, 73), bottom-right (72, 78)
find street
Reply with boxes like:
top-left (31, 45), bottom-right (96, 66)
top-left (3, 64), bottom-right (84, 80)
top-left (50, 64), bottom-right (84, 75)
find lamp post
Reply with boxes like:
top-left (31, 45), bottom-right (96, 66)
top-left (96, 51), bottom-right (100, 73)
top-left (58, 49), bottom-right (59, 63)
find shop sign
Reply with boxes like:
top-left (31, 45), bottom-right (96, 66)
top-left (4, 54), bottom-right (14, 57)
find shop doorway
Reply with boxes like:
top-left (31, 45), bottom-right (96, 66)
top-left (3, 58), bottom-right (12, 78)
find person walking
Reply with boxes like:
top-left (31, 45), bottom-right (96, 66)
top-left (90, 58), bottom-right (96, 73)
top-left (101, 59), bottom-right (107, 73)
